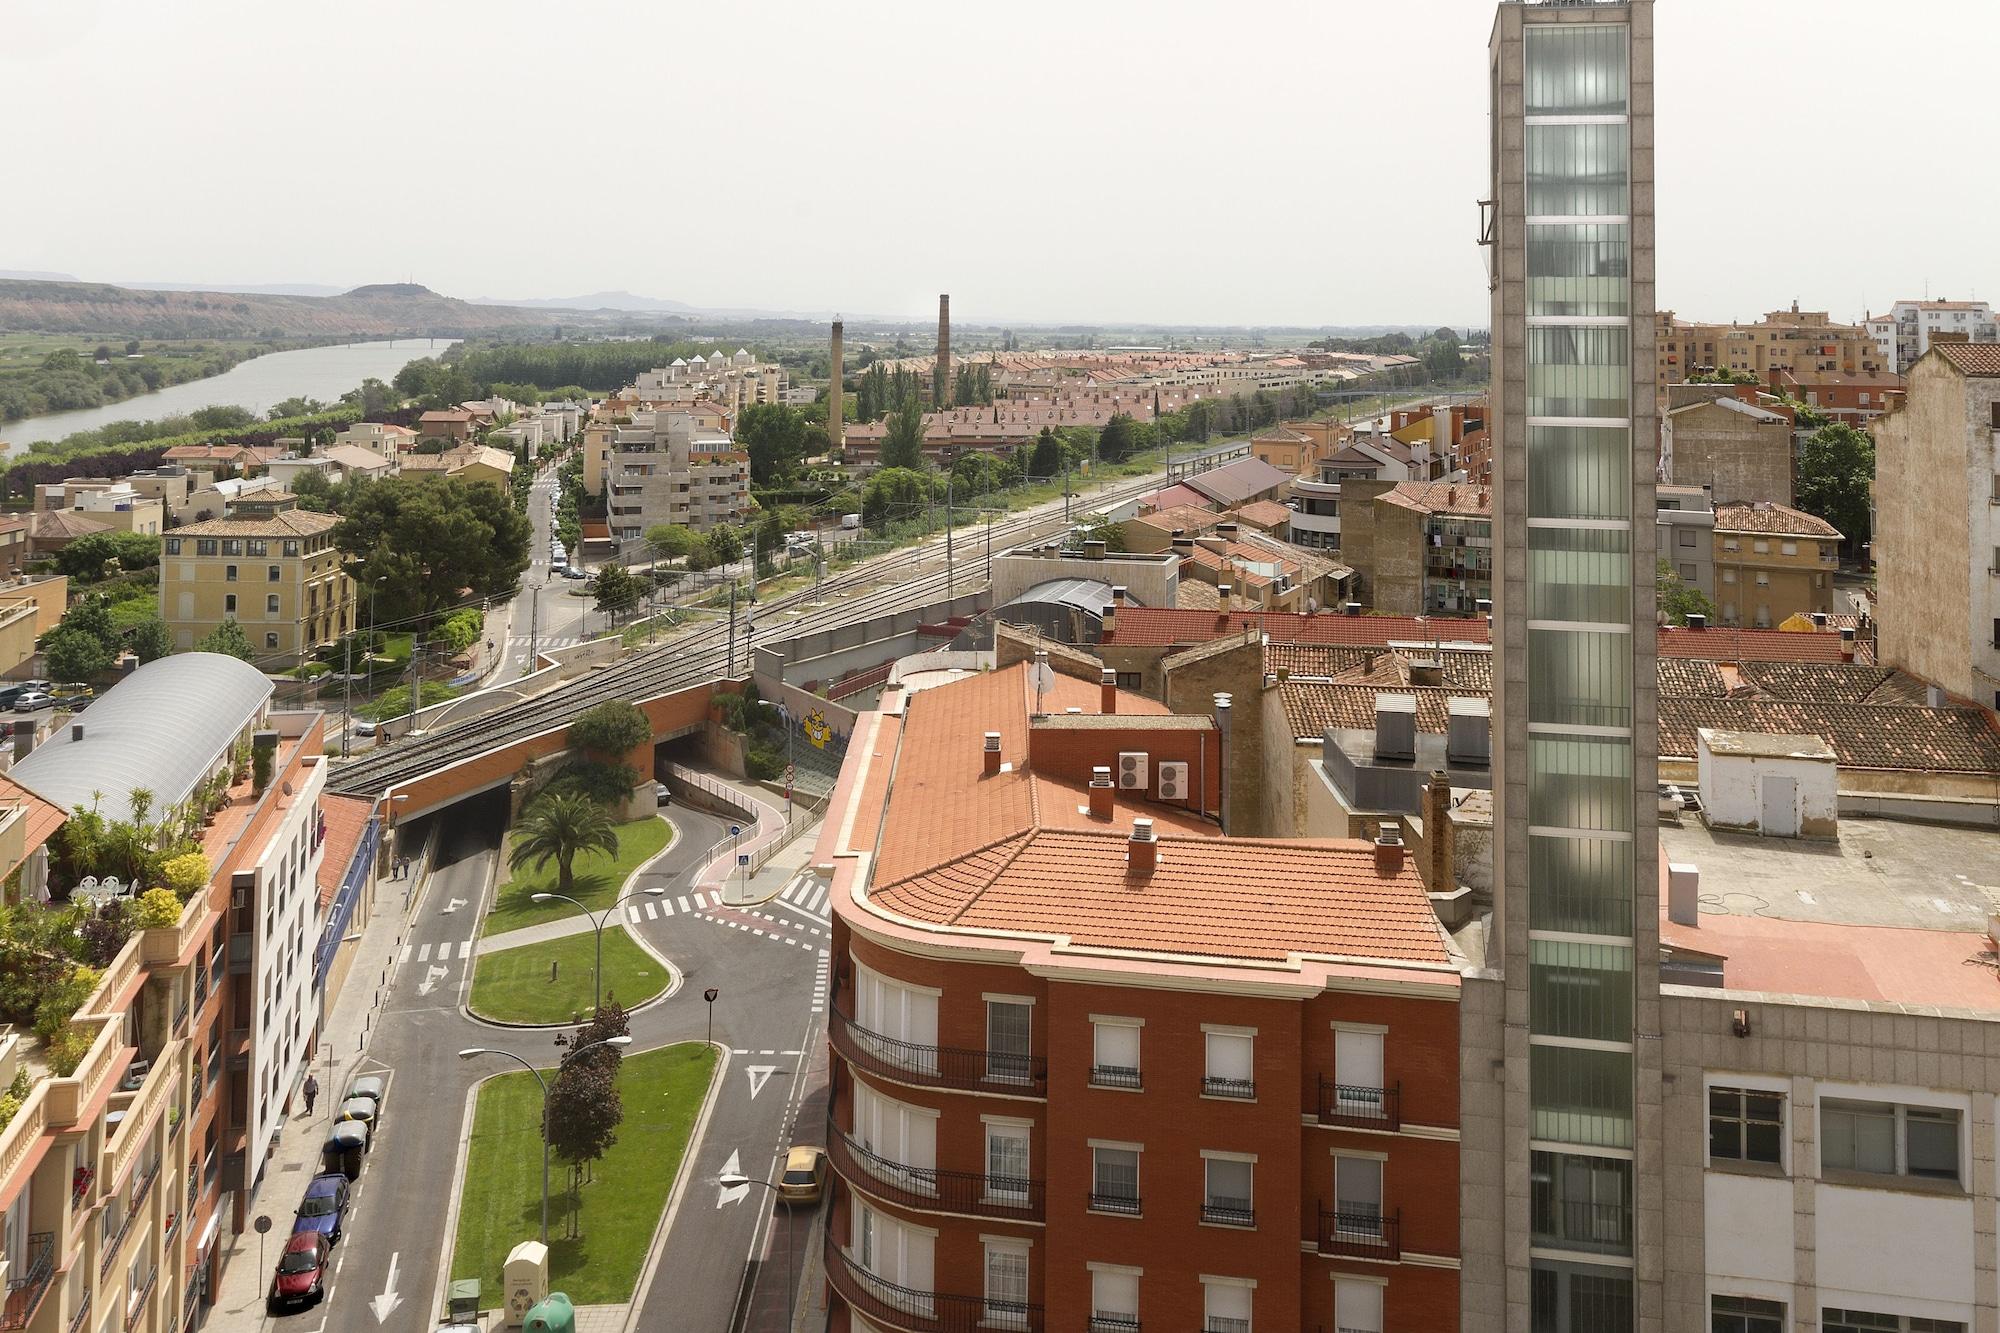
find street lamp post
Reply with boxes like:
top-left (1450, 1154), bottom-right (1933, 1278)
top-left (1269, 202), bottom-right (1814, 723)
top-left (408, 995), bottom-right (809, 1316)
top-left (457, 1036), bottom-right (633, 1247)
top-left (529, 887), bottom-right (667, 1014)
top-left (717, 1171), bottom-right (797, 1329)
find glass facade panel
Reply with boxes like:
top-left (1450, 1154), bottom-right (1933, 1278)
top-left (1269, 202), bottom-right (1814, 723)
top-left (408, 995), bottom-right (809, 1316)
top-left (1527, 223), bottom-right (1630, 316)
top-left (1530, 736), bottom-right (1633, 832)
top-left (1527, 327), bottom-right (1631, 419)
top-left (1528, 628), bottom-right (1632, 729)
top-left (1531, 1259), bottom-right (1635, 1333)
top-left (1529, 940), bottom-right (1634, 1042)
top-left (1530, 1150), bottom-right (1633, 1255)
top-left (1528, 835), bottom-right (1634, 937)
top-left (1526, 124), bottom-right (1630, 217)
top-left (1525, 25), bottom-right (1629, 116)
top-left (1531, 1044), bottom-right (1634, 1149)
top-left (1527, 425), bottom-right (1631, 520)
top-left (1529, 527), bottom-right (1633, 623)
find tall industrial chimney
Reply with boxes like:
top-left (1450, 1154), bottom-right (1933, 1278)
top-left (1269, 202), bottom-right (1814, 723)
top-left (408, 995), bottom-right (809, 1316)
top-left (828, 318), bottom-right (845, 452)
top-left (935, 294), bottom-right (952, 406)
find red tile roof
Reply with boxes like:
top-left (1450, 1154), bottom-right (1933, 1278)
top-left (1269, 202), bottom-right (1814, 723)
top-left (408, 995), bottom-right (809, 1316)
top-left (1231, 500), bottom-right (1294, 530)
top-left (1377, 481), bottom-right (1492, 517)
top-left (1931, 343), bottom-right (2000, 376)
top-left (1103, 607), bottom-right (1490, 649)
top-left (1658, 626), bottom-right (1862, 662)
top-left (316, 795), bottom-right (373, 908)
top-left (1658, 697), bottom-right (2000, 771)
top-left (1713, 502), bottom-right (1842, 538)
top-left (0, 772), bottom-right (64, 868)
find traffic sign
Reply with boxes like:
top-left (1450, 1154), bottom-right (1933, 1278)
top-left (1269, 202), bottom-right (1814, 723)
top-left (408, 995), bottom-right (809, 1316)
top-left (729, 825), bottom-right (742, 837)
top-left (737, 854), bottom-right (750, 866)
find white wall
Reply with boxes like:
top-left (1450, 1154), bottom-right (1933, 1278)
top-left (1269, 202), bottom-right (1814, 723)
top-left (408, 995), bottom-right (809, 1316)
top-left (245, 753), bottom-right (327, 1188)
top-left (1695, 742), bottom-right (1836, 834)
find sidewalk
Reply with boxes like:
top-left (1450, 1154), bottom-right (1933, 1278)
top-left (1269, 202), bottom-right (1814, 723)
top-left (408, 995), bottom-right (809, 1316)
top-left (207, 851), bottom-right (435, 1325)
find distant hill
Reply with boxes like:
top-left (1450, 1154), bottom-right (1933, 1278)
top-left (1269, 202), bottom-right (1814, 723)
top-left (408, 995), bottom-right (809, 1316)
top-left (113, 279), bottom-right (349, 298)
top-left (471, 289), bottom-right (700, 314)
top-left (0, 277), bottom-right (594, 340)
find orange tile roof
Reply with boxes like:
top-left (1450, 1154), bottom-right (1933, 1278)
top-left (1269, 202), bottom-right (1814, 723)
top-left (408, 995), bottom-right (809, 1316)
top-left (1103, 608), bottom-right (1490, 648)
top-left (1931, 343), bottom-right (2000, 376)
top-left (1658, 626), bottom-right (1862, 662)
top-left (316, 795), bottom-right (373, 908)
top-left (0, 772), bottom-right (64, 866)
top-left (1713, 502), bottom-right (1841, 538)
top-left (1232, 500), bottom-right (1293, 529)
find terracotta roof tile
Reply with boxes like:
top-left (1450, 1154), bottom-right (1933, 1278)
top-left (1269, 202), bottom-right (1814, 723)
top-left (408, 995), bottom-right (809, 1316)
top-left (1174, 580), bottom-right (1220, 610)
top-left (1658, 626), bottom-right (1863, 663)
top-left (316, 795), bottom-right (373, 907)
top-left (1231, 500), bottom-right (1294, 530)
top-left (1280, 682), bottom-right (1485, 737)
top-left (1931, 343), bottom-right (2000, 376)
top-left (1104, 607), bottom-right (1490, 649)
top-left (1658, 698), bottom-right (2000, 771)
top-left (172, 509), bottom-right (338, 539)
top-left (1713, 502), bottom-right (1842, 538)
top-left (1656, 657), bottom-right (1728, 697)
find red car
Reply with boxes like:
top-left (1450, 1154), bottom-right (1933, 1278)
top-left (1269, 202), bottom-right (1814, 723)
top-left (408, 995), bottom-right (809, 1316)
top-left (267, 1232), bottom-right (330, 1312)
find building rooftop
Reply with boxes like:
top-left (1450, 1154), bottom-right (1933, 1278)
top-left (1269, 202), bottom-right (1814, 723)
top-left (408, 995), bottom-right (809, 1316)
top-left (172, 508), bottom-right (337, 539)
top-left (316, 794), bottom-right (373, 908)
top-left (1103, 607), bottom-right (1491, 649)
top-left (1713, 501), bottom-right (1842, 539)
top-left (1660, 696), bottom-right (2000, 771)
top-left (1179, 456), bottom-right (1295, 507)
top-left (1657, 625), bottom-right (1864, 663)
top-left (1697, 728), bottom-right (1836, 761)
top-left (1231, 500), bottom-right (1294, 529)
top-left (1930, 343), bottom-right (2000, 377)
top-left (1378, 481), bottom-right (1492, 518)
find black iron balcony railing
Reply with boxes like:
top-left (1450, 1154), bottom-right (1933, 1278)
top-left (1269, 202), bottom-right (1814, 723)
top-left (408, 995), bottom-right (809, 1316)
top-left (71, 1167), bottom-right (93, 1208)
top-left (1316, 1077), bottom-right (1400, 1131)
top-left (1531, 1198), bottom-right (1633, 1255)
top-left (1202, 1075), bottom-right (1255, 1100)
top-left (829, 1008), bottom-right (1046, 1097)
top-left (827, 1124), bottom-right (1043, 1220)
top-left (1088, 1065), bottom-right (1142, 1091)
top-left (1203, 1320), bottom-right (1251, 1333)
top-left (0, 1232), bottom-right (54, 1330)
top-left (65, 1290), bottom-right (89, 1333)
top-left (131, 1159), bottom-right (160, 1212)
top-left (124, 1266), bottom-right (157, 1332)
top-left (174, 995), bottom-right (189, 1035)
top-left (1201, 1199), bottom-right (1255, 1228)
top-left (1087, 1190), bottom-right (1141, 1216)
top-left (1316, 1207), bottom-right (1401, 1261)
top-left (1088, 1317), bottom-right (1140, 1333)
top-left (825, 1232), bottom-right (1043, 1333)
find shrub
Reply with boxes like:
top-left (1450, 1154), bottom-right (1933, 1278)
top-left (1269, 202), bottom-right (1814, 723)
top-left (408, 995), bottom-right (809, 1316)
top-left (540, 759), bottom-right (638, 807)
top-left (134, 888), bottom-right (183, 930)
top-left (252, 744), bottom-right (274, 794)
top-left (34, 967), bottom-right (100, 1042)
top-left (45, 1024), bottom-right (93, 1078)
top-left (79, 906), bottom-right (130, 968)
top-left (568, 701), bottom-right (650, 760)
top-left (746, 746), bottom-right (784, 781)
top-left (160, 852), bottom-right (209, 901)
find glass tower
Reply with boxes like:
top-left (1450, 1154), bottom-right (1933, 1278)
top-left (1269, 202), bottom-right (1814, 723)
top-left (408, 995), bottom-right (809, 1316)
top-left (1484, 4), bottom-right (1657, 1331)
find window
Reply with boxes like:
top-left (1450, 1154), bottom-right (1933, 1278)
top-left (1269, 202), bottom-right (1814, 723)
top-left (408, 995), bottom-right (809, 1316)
top-left (1114, 672), bottom-right (1142, 691)
top-left (1090, 1017), bottom-right (1141, 1089)
top-left (1089, 1267), bottom-right (1140, 1332)
top-left (984, 1121), bottom-right (1030, 1205)
top-left (1332, 1154), bottom-right (1384, 1235)
top-left (1753, 572), bottom-right (1769, 586)
top-left (164, 538), bottom-right (181, 556)
top-left (265, 633), bottom-right (279, 649)
top-left (283, 541), bottom-right (299, 557)
top-left (1202, 1277), bottom-right (1253, 1333)
top-left (847, 1198), bottom-right (934, 1307)
top-left (1204, 1028), bottom-right (1255, 1099)
top-left (1709, 1086), bottom-right (1783, 1165)
top-left (1678, 563), bottom-right (1696, 581)
top-left (1823, 1310), bottom-right (1964, 1333)
top-left (268, 565), bottom-right (281, 581)
top-left (983, 1241), bottom-right (1030, 1331)
top-left (1090, 1143), bottom-right (1140, 1214)
top-left (1334, 1278), bottom-right (1385, 1333)
top-left (266, 595), bottom-right (280, 614)
top-left (224, 594), bottom-right (237, 614)
top-left (225, 564), bottom-right (238, 582)
top-left (1530, 1150), bottom-right (1631, 1253)
top-left (1677, 529), bottom-right (1695, 548)
top-left (222, 539), bottom-right (241, 556)
top-left (1331, 1026), bottom-right (1386, 1115)
top-left (986, 999), bottom-right (1032, 1083)
top-left (1722, 538), bottom-right (1738, 552)
top-left (1721, 569), bottom-right (1737, 584)
top-left (1780, 541), bottom-right (1798, 556)
top-left (852, 1082), bottom-right (936, 1186)
top-left (247, 540), bottom-right (267, 556)
top-left (852, 964), bottom-right (938, 1075)
top-left (1712, 1295), bottom-right (1786, 1333)
top-left (1202, 1154), bottom-right (1255, 1227)
top-left (1822, 1099), bottom-right (1961, 1183)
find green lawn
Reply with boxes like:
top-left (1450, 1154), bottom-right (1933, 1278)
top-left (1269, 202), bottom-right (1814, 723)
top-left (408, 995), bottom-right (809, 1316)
top-left (481, 815), bottom-right (672, 938)
top-left (468, 926), bottom-right (671, 1025)
top-left (449, 1043), bottom-right (717, 1308)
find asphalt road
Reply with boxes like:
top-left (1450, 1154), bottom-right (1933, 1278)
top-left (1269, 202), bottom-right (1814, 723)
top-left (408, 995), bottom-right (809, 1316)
top-left (493, 468), bottom-right (595, 686)
top-left (309, 793), bottom-right (827, 1333)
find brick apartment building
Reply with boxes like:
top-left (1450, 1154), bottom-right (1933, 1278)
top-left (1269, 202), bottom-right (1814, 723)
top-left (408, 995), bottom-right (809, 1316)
top-left (816, 659), bottom-right (1462, 1333)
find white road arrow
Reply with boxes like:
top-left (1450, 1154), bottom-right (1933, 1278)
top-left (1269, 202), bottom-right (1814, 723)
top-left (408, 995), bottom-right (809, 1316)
top-left (745, 1065), bottom-right (778, 1099)
top-left (370, 1252), bottom-right (402, 1324)
top-left (416, 966), bottom-right (448, 997)
top-left (716, 1150), bottom-right (748, 1209)
top-left (442, 897), bottom-right (467, 915)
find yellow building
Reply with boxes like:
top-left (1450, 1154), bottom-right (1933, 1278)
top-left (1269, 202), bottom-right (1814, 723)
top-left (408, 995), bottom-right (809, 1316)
top-left (160, 494), bottom-right (354, 663)
top-left (1656, 304), bottom-right (1887, 400)
top-left (1712, 500), bottom-right (1842, 628)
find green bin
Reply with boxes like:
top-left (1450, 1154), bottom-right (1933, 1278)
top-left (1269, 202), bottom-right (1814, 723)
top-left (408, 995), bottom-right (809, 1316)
top-left (525, 1292), bottom-right (575, 1333)
top-left (448, 1279), bottom-right (480, 1322)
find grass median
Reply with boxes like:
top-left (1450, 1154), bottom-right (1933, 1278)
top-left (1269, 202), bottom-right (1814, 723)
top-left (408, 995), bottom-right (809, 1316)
top-left (481, 814), bottom-right (673, 938)
top-left (468, 926), bottom-right (670, 1025)
top-left (450, 1042), bottom-right (717, 1307)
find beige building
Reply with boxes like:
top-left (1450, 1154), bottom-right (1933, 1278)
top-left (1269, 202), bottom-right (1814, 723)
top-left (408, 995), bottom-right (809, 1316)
top-left (1339, 480), bottom-right (1493, 615)
top-left (1661, 391), bottom-right (1795, 504)
top-left (1656, 304), bottom-right (1887, 400)
top-left (31, 481), bottom-right (164, 537)
top-left (331, 421), bottom-right (417, 458)
top-left (1712, 501), bottom-right (1841, 628)
top-left (398, 443), bottom-right (514, 489)
top-left (1873, 342), bottom-right (2000, 708)
top-left (160, 494), bottom-right (354, 662)
top-left (601, 410), bottom-right (749, 539)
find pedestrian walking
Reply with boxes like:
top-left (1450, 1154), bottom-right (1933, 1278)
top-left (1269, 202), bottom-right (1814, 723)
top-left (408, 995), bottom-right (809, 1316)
top-left (302, 1074), bottom-right (318, 1117)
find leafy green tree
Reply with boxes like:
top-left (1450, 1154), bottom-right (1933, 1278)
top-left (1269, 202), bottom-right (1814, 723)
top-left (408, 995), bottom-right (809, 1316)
top-left (736, 403), bottom-right (809, 487)
top-left (646, 523), bottom-right (695, 562)
top-left (862, 467), bottom-right (930, 531)
top-left (127, 615), bottom-right (171, 664)
top-left (1097, 413), bottom-right (1138, 464)
top-left (1794, 421), bottom-right (1873, 550)
top-left (268, 396), bottom-right (325, 421)
top-left (1027, 427), bottom-right (1064, 480)
top-left (568, 701), bottom-right (651, 762)
top-left (333, 475), bottom-right (532, 627)
top-left (879, 397), bottom-right (927, 471)
top-left (42, 626), bottom-right (113, 681)
top-left (509, 792), bottom-right (619, 895)
top-left (592, 563), bottom-right (643, 620)
top-left (704, 525), bottom-right (743, 565)
top-left (195, 619), bottom-right (255, 661)
top-left (53, 531), bottom-right (158, 582)
top-left (1074, 516), bottom-right (1130, 554)
top-left (1656, 559), bottom-right (1718, 626)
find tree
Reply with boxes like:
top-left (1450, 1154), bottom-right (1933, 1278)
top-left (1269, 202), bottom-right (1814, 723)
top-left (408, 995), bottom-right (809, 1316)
top-left (126, 616), bottom-right (170, 664)
top-left (861, 467), bottom-right (929, 531)
top-left (194, 619), bottom-right (255, 661)
top-left (1074, 516), bottom-right (1130, 554)
top-left (879, 397), bottom-right (927, 471)
top-left (569, 701), bottom-right (651, 762)
top-left (1097, 413), bottom-right (1138, 464)
top-left (53, 531), bottom-right (158, 582)
top-left (333, 475), bottom-right (532, 628)
top-left (572, 997), bottom-right (631, 1074)
top-left (1794, 421), bottom-right (1873, 550)
top-left (545, 1057), bottom-right (621, 1212)
top-left (42, 626), bottom-right (112, 682)
top-left (591, 564), bottom-right (642, 620)
top-left (646, 524), bottom-right (695, 562)
top-left (736, 403), bottom-right (809, 487)
top-left (704, 525), bottom-right (743, 565)
top-left (1656, 559), bottom-right (1718, 627)
top-left (1027, 427), bottom-right (1064, 480)
top-left (508, 793), bottom-right (619, 896)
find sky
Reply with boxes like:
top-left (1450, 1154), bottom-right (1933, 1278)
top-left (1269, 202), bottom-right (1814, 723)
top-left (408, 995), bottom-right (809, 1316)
top-left (3, 0), bottom-right (1990, 329)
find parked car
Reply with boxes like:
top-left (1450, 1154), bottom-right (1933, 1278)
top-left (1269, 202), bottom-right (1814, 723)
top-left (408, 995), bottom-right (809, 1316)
top-left (777, 1145), bottom-right (827, 1205)
top-left (562, 565), bottom-right (587, 580)
top-left (267, 1232), bottom-right (331, 1312)
top-left (51, 694), bottom-right (91, 713)
top-left (292, 1173), bottom-right (351, 1245)
top-left (11, 692), bottom-right (52, 713)
top-left (656, 785), bottom-right (673, 807)
top-left (0, 687), bottom-right (26, 710)
top-left (51, 683), bottom-right (91, 699)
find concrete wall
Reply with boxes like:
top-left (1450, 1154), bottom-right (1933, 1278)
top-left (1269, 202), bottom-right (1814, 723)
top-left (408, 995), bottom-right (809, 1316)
top-left (1695, 744), bottom-right (1837, 837)
top-left (1665, 399), bottom-right (1794, 504)
top-left (990, 549), bottom-right (1178, 611)
top-left (755, 591), bottom-right (987, 692)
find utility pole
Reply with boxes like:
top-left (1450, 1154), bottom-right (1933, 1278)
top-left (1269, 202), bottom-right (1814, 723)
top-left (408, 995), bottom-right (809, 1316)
top-left (943, 446), bottom-right (956, 603)
top-left (727, 582), bottom-right (737, 676)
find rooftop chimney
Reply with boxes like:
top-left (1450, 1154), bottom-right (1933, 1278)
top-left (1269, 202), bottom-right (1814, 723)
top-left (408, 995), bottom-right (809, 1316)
top-left (1216, 522), bottom-right (1239, 538)
top-left (1128, 817), bottom-right (1157, 875)
top-left (1083, 539), bottom-right (1106, 561)
top-left (1686, 613), bottom-right (1707, 630)
top-left (1374, 829), bottom-right (1406, 876)
top-left (1407, 657), bottom-right (1443, 688)
top-left (1089, 765), bottom-right (1115, 819)
top-left (1111, 585), bottom-right (1128, 604)
top-left (1811, 611), bottom-right (1829, 628)
top-left (935, 294), bottom-right (951, 407)
top-left (70, 723), bottom-right (84, 743)
top-left (1101, 667), bottom-right (1117, 714)
top-left (1926, 684), bottom-right (1946, 708)
top-left (828, 319), bottom-right (845, 451)
top-left (983, 731), bottom-right (1002, 776)
top-left (1214, 692), bottom-right (1233, 834)
top-left (1217, 584), bottom-right (1233, 615)
top-left (1840, 626), bottom-right (1856, 663)
top-left (10, 718), bottom-right (31, 762)
top-left (1374, 692), bottom-right (1417, 762)
top-left (1344, 601), bottom-right (1362, 617)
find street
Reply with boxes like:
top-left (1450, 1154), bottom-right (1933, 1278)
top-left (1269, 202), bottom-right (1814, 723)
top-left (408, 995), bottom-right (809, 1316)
top-left (492, 467), bottom-right (595, 686)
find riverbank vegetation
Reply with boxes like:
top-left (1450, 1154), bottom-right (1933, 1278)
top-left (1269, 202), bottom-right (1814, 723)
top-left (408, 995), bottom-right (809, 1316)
top-left (0, 334), bottom-right (321, 427)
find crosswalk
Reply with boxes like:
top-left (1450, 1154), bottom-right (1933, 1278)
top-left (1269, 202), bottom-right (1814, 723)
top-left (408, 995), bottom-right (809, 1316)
top-left (402, 939), bottom-right (475, 963)
top-left (689, 908), bottom-right (829, 954)
top-left (625, 889), bottom-right (720, 923)
top-left (507, 633), bottom-right (583, 653)
top-left (778, 876), bottom-right (830, 919)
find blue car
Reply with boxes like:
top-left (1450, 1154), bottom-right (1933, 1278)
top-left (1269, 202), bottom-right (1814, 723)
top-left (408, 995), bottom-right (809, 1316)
top-left (292, 1173), bottom-right (351, 1245)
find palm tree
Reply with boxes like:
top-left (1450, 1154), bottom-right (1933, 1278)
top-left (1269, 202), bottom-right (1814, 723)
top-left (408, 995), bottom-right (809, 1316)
top-left (508, 794), bottom-right (619, 897)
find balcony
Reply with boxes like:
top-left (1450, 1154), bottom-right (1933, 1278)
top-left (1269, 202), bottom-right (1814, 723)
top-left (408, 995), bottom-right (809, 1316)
top-left (825, 1235), bottom-right (1040, 1333)
top-left (1202, 1075), bottom-right (1255, 1101)
top-left (1531, 1198), bottom-right (1632, 1256)
top-left (828, 1008), bottom-right (1046, 1097)
top-left (827, 1125), bottom-right (1043, 1221)
top-left (1089, 1318), bottom-right (1140, 1333)
top-left (1088, 1065), bottom-right (1142, 1091)
top-left (71, 1166), bottom-right (94, 1209)
top-left (1316, 1078), bottom-right (1400, 1131)
top-left (1087, 1191), bottom-right (1141, 1217)
top-left (65, 1291), bottom-right (88, 1333)
top-left (0, 1232), bottom-right (54, 1330)
top-left (124, 1265), bottom-right (157, 1332)
top-left (1200, 1199), bottom-right (1255, 1228)
top-left (1315, 1208), bottom-right (1401, 1261)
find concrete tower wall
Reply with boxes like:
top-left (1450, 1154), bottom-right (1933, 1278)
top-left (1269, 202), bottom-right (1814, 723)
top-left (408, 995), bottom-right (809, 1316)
top-left (829, 319), bottom-right (845, 451)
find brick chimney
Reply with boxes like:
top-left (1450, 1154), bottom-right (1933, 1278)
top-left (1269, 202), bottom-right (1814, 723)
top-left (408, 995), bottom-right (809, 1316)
top-left (935, 294), bottom-right (951, 406)
top-left (983, 731), bottom-right (1002, 776)
top-left (1374, 829), bottom-right (1406, 876)
top-left (828, 319), bottom-right (845, 451)
top-left (1089, 766), bottom-right (1114, 819)
top-left (1422, 771), bottom-right (1453, 892)
top-left (1127, 817), bottom-right (1157, 875)
top-left (1100, 667), bottom-right (1117, 714)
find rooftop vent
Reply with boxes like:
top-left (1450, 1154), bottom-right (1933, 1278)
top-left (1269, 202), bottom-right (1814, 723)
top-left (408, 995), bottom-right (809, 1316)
top-left (1128, 816), bottom-right (1157, 875)
top-left (1446, 696), bottom-right (1491, 767)
top-left (1374, 830), bottom-right (1405, 876)
top-left (983, 731), bottom-right (1002, 776)
top-left (1374, 693), bottom-right (1417, 763)
top-left (1089, 765), bottom-right (1114, 819)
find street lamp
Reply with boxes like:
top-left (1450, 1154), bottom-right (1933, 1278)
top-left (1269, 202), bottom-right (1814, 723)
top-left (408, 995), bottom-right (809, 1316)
top-left (458, 1036), bottom-right (633, 1247)
top-left (528, 887), bottom-right (667, 1013)
top-left (717, 1169), bottom-right (796, 1329)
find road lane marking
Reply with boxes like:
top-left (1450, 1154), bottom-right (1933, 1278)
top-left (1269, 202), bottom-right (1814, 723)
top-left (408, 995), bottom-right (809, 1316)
top-left (645, 902), bottom-right (659, 920)
top-left (678, 896), bottom-right (691, 913)
top-left (417, 944), bottom-right (431, 963)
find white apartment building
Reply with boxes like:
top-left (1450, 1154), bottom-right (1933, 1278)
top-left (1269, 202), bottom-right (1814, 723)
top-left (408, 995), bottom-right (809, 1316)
top-left (605, 409), bottom-right (750, 540)
top-left (1867, 300), bottom-right (1999, 374)
top-left (634, 351), bottom-right (787, 418)
top-left (1288, 436), bottom-right (1430, 551)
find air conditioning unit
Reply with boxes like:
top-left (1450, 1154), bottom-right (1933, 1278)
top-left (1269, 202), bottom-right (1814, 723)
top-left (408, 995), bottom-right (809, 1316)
top-left (1157, 762), bottom-right (1189, 801)
top-left (1117, 752), bottom-right (1149, 790)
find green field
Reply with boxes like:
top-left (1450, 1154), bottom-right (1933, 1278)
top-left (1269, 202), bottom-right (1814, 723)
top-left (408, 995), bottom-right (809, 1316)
top-left (467, 926), bottom-right (671, 1024)
top-left (449, 1043), bottom-right (717, 1307)
top-left (481, 815), bottom-right (672, 938)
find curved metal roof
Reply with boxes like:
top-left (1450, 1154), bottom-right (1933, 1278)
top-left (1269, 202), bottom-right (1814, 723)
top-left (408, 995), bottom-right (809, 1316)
top-left (12, 653), bottom-right (272, 825)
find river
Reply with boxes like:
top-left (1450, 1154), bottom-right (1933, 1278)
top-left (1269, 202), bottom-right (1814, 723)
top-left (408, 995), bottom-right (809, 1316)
top-left (1, 338), bottom-right (459, 447)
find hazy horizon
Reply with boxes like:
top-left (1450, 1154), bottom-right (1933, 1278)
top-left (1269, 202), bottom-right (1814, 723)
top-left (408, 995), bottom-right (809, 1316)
top-left (3, 0), bottom-right (1989, 328)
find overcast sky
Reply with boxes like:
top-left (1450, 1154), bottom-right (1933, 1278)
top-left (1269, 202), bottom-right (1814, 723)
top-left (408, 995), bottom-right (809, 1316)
top-left (3, 0), bottom-right (1987, 328)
